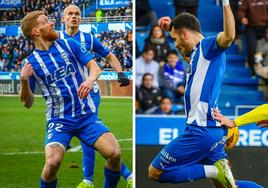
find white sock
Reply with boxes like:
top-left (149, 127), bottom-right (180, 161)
top-left (204, 165), bottom-right (218, 178)
top-left (83, 179), bottom-right (93, 185)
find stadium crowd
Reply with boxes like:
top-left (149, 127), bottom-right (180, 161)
top-left (135, 25), bottom-right (186, 115)
top-left (96, 30), bottom-right (133, 71)
top-left (0, 30), bottom-right (133, 72)
top-left (0, 0), bottom-right (132, 26)
top-left (136, 0), bottom-right (268, 115)
top-left (0, 0), bottom-right (92, 28)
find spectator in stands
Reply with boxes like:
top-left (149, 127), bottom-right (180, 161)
top-left (136, 46), bottom-right (160, 87)
top-left (0, 58), bottom-right (4, 71)
top-left (173, 0), bottom-right (199, 17)
top-left (136, 73), bottom-right (162, 113)
top-left (237, 0), bottom-right (268, 75)
top-left (254, 28), bottom-right (268, 79)
top-left (136, 0), bottom-right (158, 26)
top-left (96, 9), bottom-right (103, 22)
top-left (145, 25), bottom-right (171, 64)
top-left (159, 50), bottom-right (185, 103)
top-left (96, 30), bottom-right (132, 71)
top-left (152, 97), bottom-right (176, 115)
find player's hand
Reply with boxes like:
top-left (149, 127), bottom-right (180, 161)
top-left (117, 72), bottom-right (130, 87)
top-left (241, 18), bottom-right (249, 25)
top-left (78, 79), bottom-right (94, 99)
top-left (158, 16), bottom-right (172, 32)
top-left (256, 120), bottom-right (268, 128)
top-left (20, 62), bottom-right (33, 81)
top-left (213, 109), bottom-right (236, 128)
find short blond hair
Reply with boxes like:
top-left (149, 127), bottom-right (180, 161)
top-left (21, 11), bottom-right (44, 40)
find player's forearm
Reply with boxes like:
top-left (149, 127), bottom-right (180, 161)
top-left (234, 104), bottom-right (268, 126)
top-left (20, 79), bottom-right (34, 108)
top-left (105, 53), bottom-right (123, 72)
top-left (86, 59), bottom-right (102, 81)
top-left (217, 0), bottom-right (235, 48)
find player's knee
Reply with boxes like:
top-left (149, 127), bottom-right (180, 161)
top-left (46, 158), bottom-right (61, 170)
top-left (46, 156), bottom-right (62, 171)
top-left (108, 147), bottom-right (121, 162)
top-left (148, 164), bottom-right (162, 181)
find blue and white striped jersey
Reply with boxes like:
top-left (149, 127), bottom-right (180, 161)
top-left (185, 35), bottom-right (227, 127)
top-left (27, 38), bottom-right (97, 121)
top-left (59, 31), bottom-right (110, 58)
top-left (59, 31), bottom-right (110, 95)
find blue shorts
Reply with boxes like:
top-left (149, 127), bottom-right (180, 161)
top-left (45, 114), bottom-right (109, 151)
top-left (152, 125), bottom-right (227, 171)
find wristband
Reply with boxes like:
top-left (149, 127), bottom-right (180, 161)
top-left (222, 0), bottom-right (229, 6)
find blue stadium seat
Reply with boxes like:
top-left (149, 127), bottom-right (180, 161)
top-left (148, 0), bottom-right (175, 18)
top-left (224, 67), bottom-right (251, 78)
top-left (136, 31), bottom-right (148, 53)
top-left (198, 5), bottom-right (223, 32)
top-left (222, 77), bottom-right (259, 85)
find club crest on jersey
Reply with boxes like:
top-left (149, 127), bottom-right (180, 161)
top-left (46, 63), bottom-right (76, 84)
top-left (60, 52), bottom-right (69, 61)
top-left (80, 45), bottom-right (87, 53)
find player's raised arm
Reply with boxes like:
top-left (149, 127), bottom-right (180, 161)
top-left (20, 62), bottom-right (34, 108)
top-left (78, 59), bottom-right (102, 99)
top-left (105, 53), bottom-right (130, 87)
top-left (91, 35), bottom-right (130, 87)
top-left (216, 0), bottom-right (236, 48)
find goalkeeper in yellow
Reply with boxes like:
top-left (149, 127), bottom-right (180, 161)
top-left (213, 104), bottom-right (268, 188)
top-left (214, 104), bottom-right (268, 128)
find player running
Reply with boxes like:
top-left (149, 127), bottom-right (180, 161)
top-left (148, 0), bottom-right (237, 187)
top-left (60, 5), bottom-right (132, 188)
top-left (214, 104), bottom-right (268, 128)
top-left (20, 11), bottom-right (122, 188)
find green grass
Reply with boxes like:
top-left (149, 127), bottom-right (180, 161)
top-left (0, 96), bottom-right (132, 188)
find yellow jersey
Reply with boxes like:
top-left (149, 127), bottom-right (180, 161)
top-left (234, 104), bottom-right (268, 126)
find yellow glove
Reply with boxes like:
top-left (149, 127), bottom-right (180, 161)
top-left (225, 127), bottom-right (239, 150)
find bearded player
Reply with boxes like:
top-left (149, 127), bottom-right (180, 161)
top-left (148, 0), bottom-right (238, 187)
top-left (20, 11), bottom-right (123, 188)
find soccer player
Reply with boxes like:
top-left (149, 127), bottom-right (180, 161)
top-left (213, 104), bottom-right (268, 128)
top-left (148, 0), bottom-right (237, 187)
top-left (20, 11), bottom-right (122, 188)
top-left (60, 5), bottom-right (132, 188)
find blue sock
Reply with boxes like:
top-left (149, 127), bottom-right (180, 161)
top-left (159, 164), bottom-right (205, 183)
top-left (120, 162), bottom-right (132, 180)
top-left (81, 142), bottom-right (95, 182)
top-left (40, 178), bottom-right (57, 188)
top-left (237, 180), bottom-right (263, 188)
top-left (104, 167), bottom-right (120, 188)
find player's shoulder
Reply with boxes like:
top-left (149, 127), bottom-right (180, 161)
top-left (202, 35), bottom-right (218, 44)
top-left (25, 51), bottom-right (37, 63)
top-left (81, 31), bottom-right (95, 41)
top-left (56, 38), bottom-right (78, 47)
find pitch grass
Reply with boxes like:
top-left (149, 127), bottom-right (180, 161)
top-left (0, 96), bottom-right (132, 188)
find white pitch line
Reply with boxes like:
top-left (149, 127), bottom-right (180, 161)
top-left (68, 145), bottom-right (81, 152)
top-left (0, 139), bottom-right (132, 155)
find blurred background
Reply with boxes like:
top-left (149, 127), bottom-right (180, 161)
top-left (135, 0), bottom-right (268, 187)
top-left (0, 0), bottom-right (133, 187)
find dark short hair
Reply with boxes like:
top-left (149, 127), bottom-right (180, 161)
top-left (170, 12), bottom-right (201, 33)
top-left (161, 96), bottom-right (172, 103)
top-left (142, 73), bottom-right (153, 81)
top-left (167, 49), bottom-right (178, 57)
top-left (143, 45), bottom-right (154, 54)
